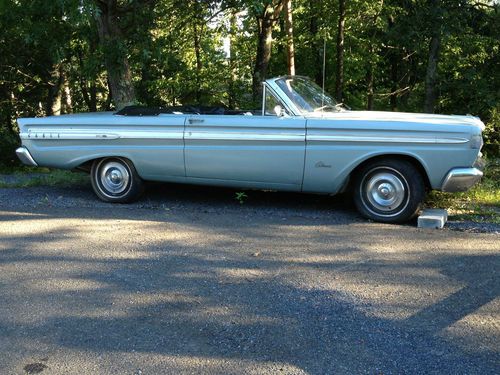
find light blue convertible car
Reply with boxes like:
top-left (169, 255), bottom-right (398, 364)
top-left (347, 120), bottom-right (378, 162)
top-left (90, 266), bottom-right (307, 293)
top-left (16, 76), bottom-right (484, 223)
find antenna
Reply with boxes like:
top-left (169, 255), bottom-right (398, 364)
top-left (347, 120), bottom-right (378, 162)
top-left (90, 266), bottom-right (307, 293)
top-left (321, 35), bottom-right (326, 112)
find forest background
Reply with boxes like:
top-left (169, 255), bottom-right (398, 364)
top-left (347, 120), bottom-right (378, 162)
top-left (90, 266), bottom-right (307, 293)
top-left (0, 0), bottom-right (499, 167)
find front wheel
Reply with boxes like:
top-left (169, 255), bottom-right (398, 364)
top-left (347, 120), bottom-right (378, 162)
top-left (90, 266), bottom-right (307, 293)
top-left (90, 157), bottom-right (144, 203)
top-left (353, 159), bottom-right (425, 223)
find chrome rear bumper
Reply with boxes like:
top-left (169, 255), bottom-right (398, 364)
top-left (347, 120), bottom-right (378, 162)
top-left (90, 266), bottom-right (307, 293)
top-left (441, 167), bottom-right (483, 192)
top-left (15, 147), bottom-right (38, 167)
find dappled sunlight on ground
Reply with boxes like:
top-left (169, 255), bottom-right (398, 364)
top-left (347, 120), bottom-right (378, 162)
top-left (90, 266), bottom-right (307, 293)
top-left (0, 206), bottom-right (498, 373)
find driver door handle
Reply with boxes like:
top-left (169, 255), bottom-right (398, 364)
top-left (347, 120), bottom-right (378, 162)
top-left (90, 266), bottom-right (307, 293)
top-left (189, 118), bottom-right (205, 124)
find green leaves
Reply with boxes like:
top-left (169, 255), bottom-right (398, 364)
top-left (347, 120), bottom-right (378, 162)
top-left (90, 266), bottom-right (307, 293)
top-left (1, 0), bottom-right (499, 166)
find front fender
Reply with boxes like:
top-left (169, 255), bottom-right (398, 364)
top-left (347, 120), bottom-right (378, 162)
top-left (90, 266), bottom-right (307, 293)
top-left (302, 147), bottom-right (434, 194)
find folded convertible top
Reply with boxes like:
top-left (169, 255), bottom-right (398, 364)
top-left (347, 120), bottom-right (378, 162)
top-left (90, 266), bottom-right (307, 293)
top-left (115, 105), bottom-right (256, 116)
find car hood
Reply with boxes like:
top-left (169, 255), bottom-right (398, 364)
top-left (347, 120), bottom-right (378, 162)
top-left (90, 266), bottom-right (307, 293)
top-left (304, 110), bottom-right (485, 130)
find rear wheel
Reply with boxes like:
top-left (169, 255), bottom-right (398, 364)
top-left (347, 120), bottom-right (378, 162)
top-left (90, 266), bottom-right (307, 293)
top-left (90, 157), bottom-right (144, 203)
top-left (353, 159), bottom-right (425, 223)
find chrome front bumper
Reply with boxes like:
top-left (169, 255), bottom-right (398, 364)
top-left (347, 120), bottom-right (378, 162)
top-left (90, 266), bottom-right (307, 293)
top-left (441, 167), bottom-right (483, 192)
top-left (15, 147), bottom-right (38, 167)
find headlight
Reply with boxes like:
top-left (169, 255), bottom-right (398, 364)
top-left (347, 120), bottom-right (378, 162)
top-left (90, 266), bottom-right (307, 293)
top-left (470, 134), bottom-right (483, 149)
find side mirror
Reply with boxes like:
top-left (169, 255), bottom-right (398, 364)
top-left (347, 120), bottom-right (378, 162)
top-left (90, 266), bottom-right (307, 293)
top-left (274, 105), bottom-right (285, 117)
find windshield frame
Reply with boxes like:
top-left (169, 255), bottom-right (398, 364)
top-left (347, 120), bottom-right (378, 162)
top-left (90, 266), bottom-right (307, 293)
top-left (264, 76), bottom-right (339, 116)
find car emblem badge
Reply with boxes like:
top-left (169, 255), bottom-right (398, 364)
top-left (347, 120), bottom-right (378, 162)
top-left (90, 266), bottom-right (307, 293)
top-left (315, 161), bottom-right (332, 168)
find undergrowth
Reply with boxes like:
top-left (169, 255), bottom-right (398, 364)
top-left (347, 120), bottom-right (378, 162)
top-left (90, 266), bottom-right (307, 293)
top-left (0, 168), bottom-right (88, 188)
top-left (425, 159), bottom-right (500, 223)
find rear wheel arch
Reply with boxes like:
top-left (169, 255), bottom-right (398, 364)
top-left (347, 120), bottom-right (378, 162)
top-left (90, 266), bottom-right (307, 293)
top-left (76, 155), bottom-right (141, 173)
top-left (89, 157), bottom-right (144, 203)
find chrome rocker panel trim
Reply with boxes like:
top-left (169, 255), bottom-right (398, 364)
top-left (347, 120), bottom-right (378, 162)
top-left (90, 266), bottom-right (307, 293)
top-left (16, 147), bottom-right (38, 167)
top-left (441, 167), bottom-right (483, 192)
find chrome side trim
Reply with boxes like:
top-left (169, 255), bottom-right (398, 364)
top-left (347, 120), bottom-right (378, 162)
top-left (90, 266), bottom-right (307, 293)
top-left (307, 134), bottom-right (469, 144)
top-left (20, 129), bottom-right (466, 144)
top-left (20, 132), bottom-right (120, 140)
top-left (20, 130), bottom-right (183, 141)
top-left (185, 131), bottom-right (304, 142)
top-left (441, 167), bottom-right (483, 192)
top-left (15, 147), bottom-right (38, 166)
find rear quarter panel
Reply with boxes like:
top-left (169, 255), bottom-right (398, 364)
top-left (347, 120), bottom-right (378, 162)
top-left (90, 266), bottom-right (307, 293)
top-left (18, 114), bottom-right (186, 180)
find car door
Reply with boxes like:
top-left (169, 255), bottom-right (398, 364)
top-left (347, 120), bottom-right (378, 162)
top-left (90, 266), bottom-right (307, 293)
top-left (184, 113), bottom-right (306, 189)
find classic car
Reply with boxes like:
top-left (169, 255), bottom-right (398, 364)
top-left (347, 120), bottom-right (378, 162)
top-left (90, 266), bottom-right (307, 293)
top-left (16, 76), bottom-right (484, 223)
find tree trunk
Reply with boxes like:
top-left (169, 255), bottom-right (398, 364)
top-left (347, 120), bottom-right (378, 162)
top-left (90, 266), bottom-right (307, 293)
top-left (424, 33), bottom-right (441, 112)
top-left (284, 0), bottom-right (295, 76)
top-left (399, 48), bottom-right (412, 108)
top-left (191, 0), bottom-right (204, 105)
top-left (424, 0), bottom-right (441, 113)
top-left (366, 63), bottom-right (374, 110)
top-left (387, 15), bottom-right (398, 111)
top-left (366, 6), bottom-right (382, 111)
top-left (390, 57), bottom-right (398, 111)
top-left (90, 82), bottom-right (98, 111)
top-left (193, 21), bottom-right (202, 105)
top-left (7, 92), bottom-right (19, 137)
top-left (252, 1), bottom-right (284, 103)
top-left (77, 45), bottom-right (98, 112)
top-left (228, 8), bottom-right (238, 109)
top-left (309, 0), bottom-right (322, 85)
top-left (105, 78), bottom-right (113, 111)
top-left (61, 74), bottom-right (72, 114)
top-left (79, 77), bottom-right (98, 112)
top-left (46, 64), bottom-right (64, 116)
top-left (95, 0), bottom-right (136, 110)
top-left (252, 14), bottom-right (274, 102)
top-left (335, 0), bottom-right (346, 102)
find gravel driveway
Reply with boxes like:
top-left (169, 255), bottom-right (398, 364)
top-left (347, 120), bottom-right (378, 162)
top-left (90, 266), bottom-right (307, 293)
top-left (0, 182), bottom-right (499, 374)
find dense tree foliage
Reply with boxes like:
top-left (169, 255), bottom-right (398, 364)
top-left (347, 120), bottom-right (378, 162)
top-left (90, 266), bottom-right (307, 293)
top-left (0, 0), bottom-right (498, 166)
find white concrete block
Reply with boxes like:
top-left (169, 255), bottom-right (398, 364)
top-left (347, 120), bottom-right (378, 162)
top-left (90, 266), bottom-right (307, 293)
top-left (422, 208), bottom-right (448, 221)
top-left (418, 209), bottom-right (448, 229)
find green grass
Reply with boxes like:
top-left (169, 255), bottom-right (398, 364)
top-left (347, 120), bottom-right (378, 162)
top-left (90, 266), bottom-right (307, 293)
top-left (0, 168), bottom-right (89, 188)
top-left (425, 159), bottom-right (500, 224)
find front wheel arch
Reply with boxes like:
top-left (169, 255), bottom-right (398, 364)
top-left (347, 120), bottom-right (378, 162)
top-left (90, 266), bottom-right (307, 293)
top-left (352, 158), bottom-right (426, 223)
top-left (350, 154), bottom-right (431, 191)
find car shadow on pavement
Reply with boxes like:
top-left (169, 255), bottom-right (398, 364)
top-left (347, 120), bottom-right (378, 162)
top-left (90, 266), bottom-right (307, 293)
top-left (0, 180), bottom-right (361, 223)
top-left (0, 207), bottom-right (498, 373)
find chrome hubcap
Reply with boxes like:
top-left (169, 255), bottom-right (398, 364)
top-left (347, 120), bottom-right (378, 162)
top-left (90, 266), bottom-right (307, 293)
top-left (365, 172), bottom-right (405, 212)
top-left (99, 162), bottom-right (130, 195)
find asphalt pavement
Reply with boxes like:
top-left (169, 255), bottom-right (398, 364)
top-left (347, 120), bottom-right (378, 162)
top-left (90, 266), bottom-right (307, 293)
top-left (0, 182), bottom-right (498, 374)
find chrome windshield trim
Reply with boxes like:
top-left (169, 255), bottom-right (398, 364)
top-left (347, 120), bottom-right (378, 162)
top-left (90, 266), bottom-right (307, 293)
top-left (264, 79), bottom-right (302, 116)
top-left (16, 147), bottom-right (38, 166)
top-left (261, 84), bottom-right (267, 116)
top-left (265, 76), bottom-right (340, 116)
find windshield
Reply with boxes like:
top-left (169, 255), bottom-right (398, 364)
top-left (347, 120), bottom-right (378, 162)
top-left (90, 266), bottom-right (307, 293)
top-left (274, 76), bottom-right (339, 113)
